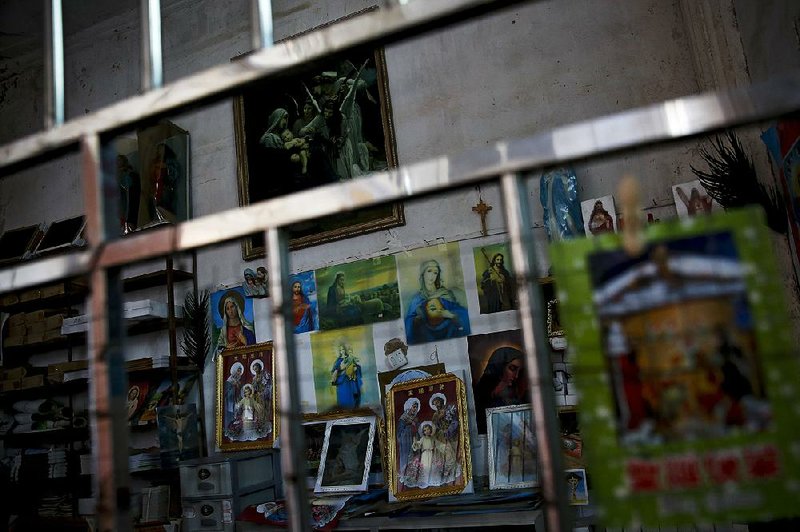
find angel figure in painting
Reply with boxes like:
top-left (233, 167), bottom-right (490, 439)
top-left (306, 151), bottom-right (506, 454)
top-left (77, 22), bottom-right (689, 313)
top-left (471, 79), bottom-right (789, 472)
top-left (402, 421), bottom-right (445, 489)
top-left (229, 383), bottom-right (269, 441)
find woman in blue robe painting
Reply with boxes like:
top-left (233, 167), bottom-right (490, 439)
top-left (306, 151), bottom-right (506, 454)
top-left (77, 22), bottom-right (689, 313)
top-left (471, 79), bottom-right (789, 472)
top-left (404, 259), bottom-right (470, 345)
top-left (330, 343), bottom-right (363, 408)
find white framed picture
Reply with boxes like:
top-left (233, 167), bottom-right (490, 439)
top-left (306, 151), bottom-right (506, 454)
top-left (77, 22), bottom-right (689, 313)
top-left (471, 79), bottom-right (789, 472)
top-left (580, 195), bottom-right (618, 235)
top-left (315, 416), bottom-right (376, 493)
top-left (671, 180), bottom-right (721, 219)
top-left (485, 404), bottom-right (538, 490)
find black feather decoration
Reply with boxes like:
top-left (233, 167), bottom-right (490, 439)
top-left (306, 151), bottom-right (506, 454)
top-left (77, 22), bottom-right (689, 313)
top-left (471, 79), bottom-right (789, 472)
top-left (690, 131), bottom-right (787, 234)
top-left (181, 289), bottom-right (211, 372)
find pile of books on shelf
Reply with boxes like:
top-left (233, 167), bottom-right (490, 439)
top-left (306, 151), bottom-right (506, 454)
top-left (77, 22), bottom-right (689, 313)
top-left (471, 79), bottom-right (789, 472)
top-left (3, 308), bottom-right (72, 348)
top-left (126, 356), bottom-right (189, 371)
top-left (61, 300), bottom-right (184, 335)
top-left (48, 446), bottom-right (68, 479)
top-left (129, 451), bottom-right (161, 473)
top-left (47, 360), bottom-right (89, 383)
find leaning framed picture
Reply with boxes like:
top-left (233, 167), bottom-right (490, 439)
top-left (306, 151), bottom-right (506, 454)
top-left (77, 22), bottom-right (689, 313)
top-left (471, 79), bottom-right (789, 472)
top-left (385, 373), bottom-right (472, 500)
top-left (486, 404), bottom-right (538, 490)
top-left (216, 342), bottom-right (278, 451)
top-left (315, 416), bottom-right (377, 493)
top-left (233, 8), bottom-right (403, 257)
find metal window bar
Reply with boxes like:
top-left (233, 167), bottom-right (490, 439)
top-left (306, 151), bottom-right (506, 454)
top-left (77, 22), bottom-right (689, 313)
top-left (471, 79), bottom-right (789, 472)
top-left (141, 0), bottom-right (164, 90)
top-left (2, 1), bottom-right (800, 530)
top-left (43, 0), bottom-right (65, 128)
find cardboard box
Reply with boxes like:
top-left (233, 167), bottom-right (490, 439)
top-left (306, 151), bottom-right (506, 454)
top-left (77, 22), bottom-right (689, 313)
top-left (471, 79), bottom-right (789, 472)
top-left (24, 332), bottom-right (44, 344)
top-left (0, 367), bottom-right (27, 381)
top-left (26, 322), bottom-right (46, 335)
top-left (48, 360), bottom-right (89, 374)
top-left (24, 310), bottom-right (46, 324)
top-left (7, 313), bottom-right (25, 327)
top-left (19, 288), bottom-right (42, 303)
top-left (1, 293), bottom-right (19, 307)
top-left (0, 380), bottom-right (21, 392)
top-left (7, 324), bottom-right (26, 337)
top-left (43, 330), bottom-right (66, 342)
top-left (3, 335), bottom-right (25, 348)
top-left (19, 375), bottom-right (44, 389)
top-left (40, 283), bottom-right (66, 299)
top-left (45, 314), bottom-right (65, 331)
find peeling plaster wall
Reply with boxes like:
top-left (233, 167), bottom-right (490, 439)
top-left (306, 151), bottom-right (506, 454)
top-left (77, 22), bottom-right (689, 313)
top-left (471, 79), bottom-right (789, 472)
top-left (1, 0), bottom-right (784, 457)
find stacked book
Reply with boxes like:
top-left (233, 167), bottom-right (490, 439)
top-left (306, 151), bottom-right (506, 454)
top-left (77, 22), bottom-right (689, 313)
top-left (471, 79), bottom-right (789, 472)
top-left (61, 300), bottom-right (184, 335)
top-left (126, 356), bottom-right (189, 372)
top-left (129, 451), bottom-right (161, 473)
top-left (3, 307), bottom-right (72, 348)
top-left (48, 446), bottom-right (68, 479)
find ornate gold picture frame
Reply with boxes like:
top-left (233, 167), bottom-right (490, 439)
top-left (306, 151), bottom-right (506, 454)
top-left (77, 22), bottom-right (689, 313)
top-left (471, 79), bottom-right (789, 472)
top-left (216, 342), bottom-right (278, 451)
top-left (233, 8), bottom-right (403, 257)
top-left (385, 373), bottom-right (472, 500)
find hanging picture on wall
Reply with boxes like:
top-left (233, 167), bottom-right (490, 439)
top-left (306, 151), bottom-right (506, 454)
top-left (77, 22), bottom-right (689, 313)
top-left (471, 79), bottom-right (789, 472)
top-left (377, 362), bottom-right (447, 410)
top-left (565, 469), bottom-right (589, 505)
top-left (289, 270), bottom-right (319, 334)
top-left (671, 179), bottom-right (721, 219)
top-left (316, 255), bottom-right (400, 330)
top-left (385, 373), bottom-right (472, 500)
top-left (467, 329), bottom-right (527, 433)
top-left (396, 242), bottom-right (471, 345)
top-left (157, 403), bottom-right (200, 468)
top-left (550, 207), bottom-right (800, 526)
top-left (233, 9), bottom-right (403, 257)
top-left (486, 404), bottom-right (538, 490)
top-left (216, 342), bottom-right (277, 451)
top-left (472, 242), bottom-right (516, 314)
top-left (315, 416), bottom-right (376, 493)
top-left (211, 286), bottom-right (257, 355)
top-left (243, 266), bottom-right (269, 298)
top-left (310, 326), bottom-right (379, 412)
top-left (581, 195), bottom-right (617, 235)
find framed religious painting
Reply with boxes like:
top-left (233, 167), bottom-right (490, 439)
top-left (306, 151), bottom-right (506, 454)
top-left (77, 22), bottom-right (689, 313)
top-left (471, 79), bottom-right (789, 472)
top-left (486, 404), bottom-right (538, 490)
top-left (233, 8), bottom-right (403, 257)
top-left (315, 416), bottom-right (377, 493)
top-left (385, 373), bottom-right (472, 501)
top-left (216, 342), bottom-right (278, 451)
top-left (550, 207), bottom-right (800, 526)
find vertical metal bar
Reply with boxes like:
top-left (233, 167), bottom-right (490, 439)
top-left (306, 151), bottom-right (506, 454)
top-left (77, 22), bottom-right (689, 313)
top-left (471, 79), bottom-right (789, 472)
top-left (266, 227), bottom-right (311, 532)
top-left (82, 134), bottom-right (132, 532)
top-left (500, 172), bottom-right (571, 532)
top-left (43, 0), bottom-right (65, 127)
top-left (141, 0), bottom-right (164, 90)
top-left (251, 0), bottom-right (274, 51)
top-left (166, 255), bottom-right (179, 402)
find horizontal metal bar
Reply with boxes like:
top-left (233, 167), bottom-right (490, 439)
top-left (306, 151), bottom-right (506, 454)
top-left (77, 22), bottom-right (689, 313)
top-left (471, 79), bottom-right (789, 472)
top-left (0, 0), bottom-right (524, 174)
top-left (1, 70), bottom-right (799, 294)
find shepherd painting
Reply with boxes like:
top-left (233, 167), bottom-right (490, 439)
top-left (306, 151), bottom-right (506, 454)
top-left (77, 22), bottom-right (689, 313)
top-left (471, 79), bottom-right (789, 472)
top-left (386, 373), bottom-right (472, 500)
top-left (473, 242), bottom-right (516, 314)
top-left (316, 255), bottom-right (400, 330)
top-left (396, 243), bottom-right (471, 345)
top-left (216, 342), bottom-right (277, 451)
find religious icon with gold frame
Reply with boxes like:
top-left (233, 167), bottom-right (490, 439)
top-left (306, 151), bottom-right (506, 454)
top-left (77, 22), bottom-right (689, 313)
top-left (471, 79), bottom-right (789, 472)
top-left (216, 342), bottom-right (278, 451)
top-left (385, 373), bottom-right (472, 500)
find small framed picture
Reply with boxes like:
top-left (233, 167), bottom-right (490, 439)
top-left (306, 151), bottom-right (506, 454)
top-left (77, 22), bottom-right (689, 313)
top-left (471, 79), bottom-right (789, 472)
top-left (216, 342), bottom-right (277, 451)
top-left (385, 373), bottom-right (472, 500)
top-left (581, 195), bottom-right (617, 235)
top-left (565, 468), bottom-right (589, 505)
top-left (315, 416), bottom-right (376, 493)
top-left (486, 404), bottom-right (538, 490)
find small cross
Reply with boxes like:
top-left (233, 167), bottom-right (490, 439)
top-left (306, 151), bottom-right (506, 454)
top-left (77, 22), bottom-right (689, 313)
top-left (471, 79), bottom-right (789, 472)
top-left (472, 199), bottom-right (492, 236)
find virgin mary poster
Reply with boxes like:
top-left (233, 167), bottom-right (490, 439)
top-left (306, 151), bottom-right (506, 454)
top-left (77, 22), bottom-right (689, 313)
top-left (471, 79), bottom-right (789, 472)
top-left (396, 243), bottom-right (471, 346)
top-left (211, 286), bottom-right (257, 355)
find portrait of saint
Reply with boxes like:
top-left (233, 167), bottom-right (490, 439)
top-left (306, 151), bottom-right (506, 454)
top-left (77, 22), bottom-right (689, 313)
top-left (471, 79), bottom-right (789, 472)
top-left (397, 243), bottom-right (471, 346)
top-left (243, 266), bottom-right (268, 298)
top-left (288, 270), bottom-right (318, 334)
top-left (310, 326), bottom-right (378, 412)
top-left (473, 242), bottom-right (516, 314)
top-left (580, 195), bottom-right (617, 236)
top-left (672, 180), bottom-right (720, 219)
top-left (211, 286), bottom-right (257, 354)
top-left (468, 330), bottom-right (529, 433)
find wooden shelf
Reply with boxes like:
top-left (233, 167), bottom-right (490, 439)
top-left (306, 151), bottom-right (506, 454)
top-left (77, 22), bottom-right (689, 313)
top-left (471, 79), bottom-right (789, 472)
top-left (0, 378), bottom-right (88, 402)
top-left (122, 269), bottom-right (194, 292)
top-left (0, 426), bottom-right (90, 447)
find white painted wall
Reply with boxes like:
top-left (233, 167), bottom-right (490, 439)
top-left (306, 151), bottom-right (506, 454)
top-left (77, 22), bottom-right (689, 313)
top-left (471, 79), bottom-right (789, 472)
top-left (2, 0), bottom-right (795, 471)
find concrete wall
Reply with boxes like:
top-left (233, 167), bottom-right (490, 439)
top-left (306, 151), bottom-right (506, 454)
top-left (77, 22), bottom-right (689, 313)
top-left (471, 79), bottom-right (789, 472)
top-left (1, 0), bottom-right (793, 465)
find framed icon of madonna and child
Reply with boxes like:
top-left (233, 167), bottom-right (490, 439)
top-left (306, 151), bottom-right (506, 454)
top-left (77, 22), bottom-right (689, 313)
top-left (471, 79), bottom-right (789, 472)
top-left (385, 373), bottom-right (472, 501)
top-left (216, 342), bottom-right (278, 451)
top-left (233, 8), bottom-right (403, 258)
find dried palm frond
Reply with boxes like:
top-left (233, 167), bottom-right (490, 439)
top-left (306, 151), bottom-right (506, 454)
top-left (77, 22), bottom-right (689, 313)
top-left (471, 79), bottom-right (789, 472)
top-left (181, 289), bottom-right (211, 371)
top-left (691, 131), bottom-right (787, 234)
